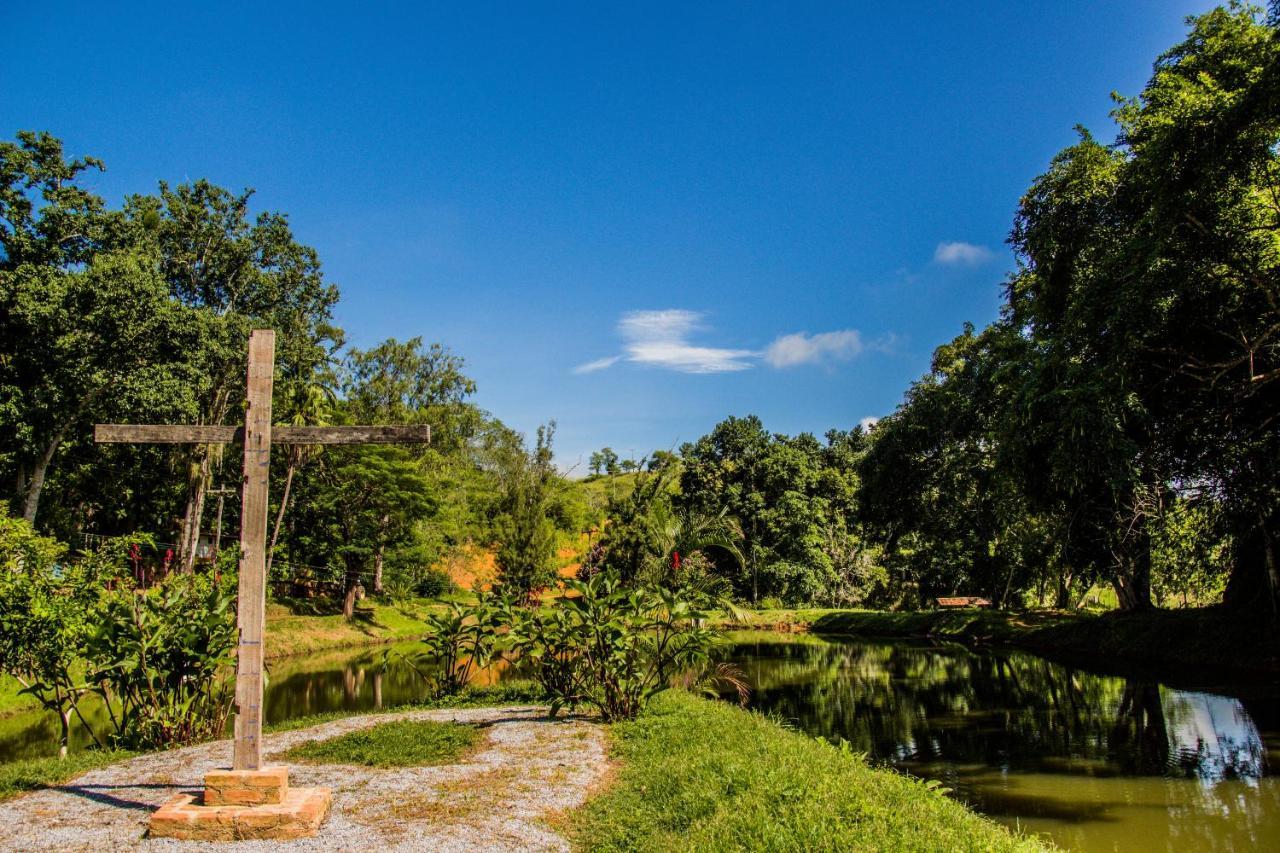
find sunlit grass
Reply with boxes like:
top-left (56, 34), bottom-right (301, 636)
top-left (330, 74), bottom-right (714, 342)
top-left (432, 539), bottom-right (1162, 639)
top-left (0, 748), bottom-right (136, 803)
top-left (571, 690), bottom-right (1047, 852)
top-left (283, 719), bottom-right (481, 768)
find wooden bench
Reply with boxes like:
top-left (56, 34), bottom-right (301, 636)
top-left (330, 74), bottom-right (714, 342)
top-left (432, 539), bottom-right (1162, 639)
top-left (935, 596), bottom-right (992, 609)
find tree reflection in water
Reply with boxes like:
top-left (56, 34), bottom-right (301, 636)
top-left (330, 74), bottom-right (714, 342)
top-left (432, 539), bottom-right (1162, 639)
top-left (717, 633), bottom-right (1278, 851)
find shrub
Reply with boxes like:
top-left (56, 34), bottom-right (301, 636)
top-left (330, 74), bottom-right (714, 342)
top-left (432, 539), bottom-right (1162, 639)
top-left (411, 593), bottom-right (504, 695)
top-left (510, 572), bottom-right (729, 721)
top-left (0, 510), bottom-right (96, 758)
top-left (414, 566), bottom-right (457, 599)
top-left (85, 572), bottom-right (237, 750)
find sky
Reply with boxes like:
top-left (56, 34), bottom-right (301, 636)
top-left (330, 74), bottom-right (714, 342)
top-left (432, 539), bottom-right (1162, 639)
top-left (1, 1), bottom-right (1219, 471)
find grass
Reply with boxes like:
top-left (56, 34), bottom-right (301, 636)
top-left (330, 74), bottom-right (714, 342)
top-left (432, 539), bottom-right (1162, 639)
top-left (283, 718), bottom-right (481, 768)
top-left (570, 690), bottom-right (1045, 852)
top-left (263, 597), bottom-right (444, 659)
top-left (0, 675), bottom-right (40, 716)
top-left (0, 748), bottom-right (136, 804)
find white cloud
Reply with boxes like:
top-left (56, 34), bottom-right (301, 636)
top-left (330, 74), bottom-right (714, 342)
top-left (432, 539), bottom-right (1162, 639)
top-left (572, 355), bottom-right (622, 374)
top-left (859, 416), bottom-right (879, 431)
top-left (934, 241), bottom-right (993, 265)
top-left (575, 309), bottom-right (889, 375)
top-left (764, 330), bottom-right (864, 368)
top-left (617, 309), bottom-right (756, 374)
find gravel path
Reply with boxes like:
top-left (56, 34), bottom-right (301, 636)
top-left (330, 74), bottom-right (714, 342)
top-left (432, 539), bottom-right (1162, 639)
top-left (0, 706), bottom-right (609, 852)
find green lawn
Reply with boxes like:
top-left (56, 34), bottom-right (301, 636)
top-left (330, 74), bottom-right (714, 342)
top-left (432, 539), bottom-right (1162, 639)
top-left (571, 690), bottom-right (1047, 852)
top-left (263, 597), bottom-right (444, 659)
top-left (283, 719), bottom-right (481, 768)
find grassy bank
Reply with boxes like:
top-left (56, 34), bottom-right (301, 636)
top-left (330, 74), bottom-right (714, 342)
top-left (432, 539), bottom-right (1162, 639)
top-left (724, 606), bottom-right (1280, 675)
top-left (262, 597), bottom-right (443, 659)
top-left (571, 690), bottom-right (1045, 852)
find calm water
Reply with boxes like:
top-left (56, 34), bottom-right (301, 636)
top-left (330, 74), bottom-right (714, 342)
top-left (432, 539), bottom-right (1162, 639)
top-left (718, 632), bottom-right (1280, 852)
top-left (1, 633), bottom-right (1276, 851)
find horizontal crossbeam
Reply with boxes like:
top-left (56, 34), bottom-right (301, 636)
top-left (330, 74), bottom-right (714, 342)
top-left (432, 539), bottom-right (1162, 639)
top-left (94, 424), bottom-right (431, 445)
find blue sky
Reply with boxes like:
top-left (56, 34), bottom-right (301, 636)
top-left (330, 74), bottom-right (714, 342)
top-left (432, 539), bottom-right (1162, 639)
top-left (1, 1), bottom-right (1216, 470)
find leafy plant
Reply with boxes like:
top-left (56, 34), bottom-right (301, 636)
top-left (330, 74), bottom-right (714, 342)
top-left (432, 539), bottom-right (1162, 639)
top-left (0, 509), bottom-right (99, 758)
top-left (408, 594), bottom-right (505, 695)
top-left (85, 572), bottom-right (237, 750)
top-left (510, 572), bottom-right (736, 721)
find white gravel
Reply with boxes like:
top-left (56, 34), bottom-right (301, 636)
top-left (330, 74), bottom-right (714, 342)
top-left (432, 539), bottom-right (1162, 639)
top-left (0, 706), bottom-right (609, 852)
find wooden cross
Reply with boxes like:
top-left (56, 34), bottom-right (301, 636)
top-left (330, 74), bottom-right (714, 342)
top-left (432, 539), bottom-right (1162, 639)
top-left (95, 329), bottom-right (431, 770)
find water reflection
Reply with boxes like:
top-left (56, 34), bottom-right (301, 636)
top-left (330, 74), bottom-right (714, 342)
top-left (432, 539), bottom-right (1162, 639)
top-left (0, 640), bottom-right (515, 763)
top-left (717, 633), bottom-right (1279, 851)
top-left (2, 632), bottom-right (1276, 850)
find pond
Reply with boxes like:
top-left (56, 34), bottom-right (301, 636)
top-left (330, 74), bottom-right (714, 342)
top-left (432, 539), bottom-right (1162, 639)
top-left (1, 632), bottom-right (1276, 851)
top-left (0, 640), bottom-right (519, 764)
top-left (718, 631), bottom-right (1280, 852)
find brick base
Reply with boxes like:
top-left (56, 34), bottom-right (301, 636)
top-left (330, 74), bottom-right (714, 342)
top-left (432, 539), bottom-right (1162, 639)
top-left (203, 766), bottom-right (290, 806)
top-left (148, 787), bottom-right (332, 841)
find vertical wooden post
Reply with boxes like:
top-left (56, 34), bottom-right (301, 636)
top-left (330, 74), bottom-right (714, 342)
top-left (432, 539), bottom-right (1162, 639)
top-left (233, 329), bottom-right (275, 771)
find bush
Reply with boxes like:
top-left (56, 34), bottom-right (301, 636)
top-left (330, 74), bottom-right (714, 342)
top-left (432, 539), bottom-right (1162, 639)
top-left (410, 593), bottom-right (504, 695)
top-left (510, 572), bottom-right (729, 721)
top-left (414, 566), bottom-right (457, 599)
top-left (0, 509), bottom-right (96, 758)
top-left (86, 572), bottom-right (237, 750)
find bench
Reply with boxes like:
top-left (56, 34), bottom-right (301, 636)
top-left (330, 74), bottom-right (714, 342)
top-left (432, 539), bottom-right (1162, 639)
top-left (935, 596), bottom-right (992, 609)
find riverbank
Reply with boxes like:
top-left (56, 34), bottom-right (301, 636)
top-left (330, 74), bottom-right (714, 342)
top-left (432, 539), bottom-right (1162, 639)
top-left (723, 605), bottom-right (1280, 676)
top-left (0, 688), bottom-right (1045, 851)
top-left (262, 597), bottom-right (442, 659)
top-left (570, 690), bottom-right (1045, 852)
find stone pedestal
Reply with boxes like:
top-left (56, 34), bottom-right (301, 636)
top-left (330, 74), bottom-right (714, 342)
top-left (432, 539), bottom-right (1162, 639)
top-left (147, 767), bottom-right (331, 841)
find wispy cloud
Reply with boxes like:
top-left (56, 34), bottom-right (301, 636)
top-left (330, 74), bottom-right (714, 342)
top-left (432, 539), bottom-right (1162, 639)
top-left (859, 416), bottom-right (879, 431)
top-left (934, 241), bottom-right (993, 266)
top-left (764, 330), bottom-right (864, 368)
top-left (572, 355), bottom-right (622, 374)
top-left (575, 309), bottom-right (888, 375)
top-left (575, 310), bottom-right (756, 375)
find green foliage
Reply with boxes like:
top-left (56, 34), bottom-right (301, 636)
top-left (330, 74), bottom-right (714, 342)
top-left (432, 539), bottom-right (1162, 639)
top-left (509, 573), bottom-right (722, 721)
top-left (569, 691), bottom-right (1044, 852)
top-left (677, 417), bottom-right (874, 606)
top-left (411, 566), bottom-right (458, 599)
top-left (1151, 499), bottom-right (1232, 607)
top-left (411, 595), bottom-right (505, 695)
top-left (0, 509), bottom-right (96, 756)
top-left (85, 571), bottom-right (237, 750)
top-left (283, 719), bottom-right (480, 767)
top-left (493, 422), bottom-right (559, 595)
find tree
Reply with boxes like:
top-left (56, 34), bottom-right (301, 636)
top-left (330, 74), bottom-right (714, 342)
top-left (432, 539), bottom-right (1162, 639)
top-left (292, 445), bottom-right (435, 618)
top-left (589, 447), bottom-right (620, 477)
top-left (125, 179), bottom-right (340, 570)
top-left (0, 133), bottom-right (198, 527)
top-left (1004, 4), bottom-right (1280, 612)
top-left (493, 423), bottom-right (559, 597)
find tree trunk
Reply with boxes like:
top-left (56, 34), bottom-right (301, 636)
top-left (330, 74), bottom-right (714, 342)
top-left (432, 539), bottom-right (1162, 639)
top-left (342, 557), bottom-right (362, 620)
top-left (1113, 550), bottom-right (1153, 612)
top-left (177, 449), bottom-right (212, 572)
top-left (1224, 511), bottom-right (1280, 617)
top-left (58, 708), bottom-right (71, 761)
top-left (373, 547), bottom-right (385, 596)
top-left (21, 429), bottom-right (66, 523)
top-left (266, 457), bottom-right (298, 576)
